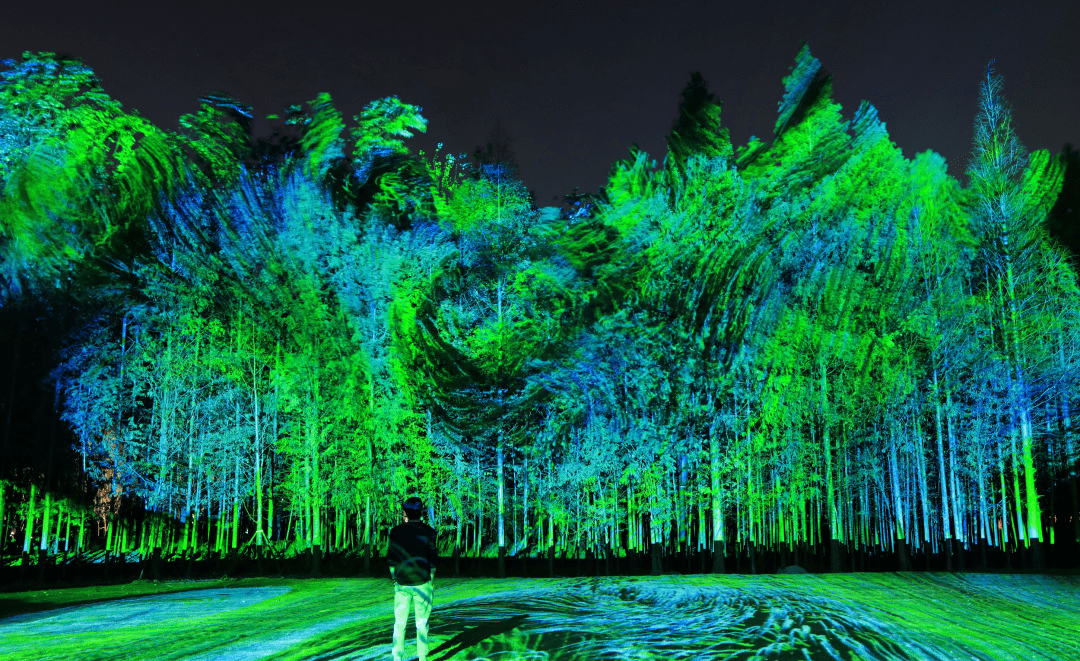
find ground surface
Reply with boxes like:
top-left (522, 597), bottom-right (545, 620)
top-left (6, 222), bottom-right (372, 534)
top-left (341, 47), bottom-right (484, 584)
top-left (0, 573), bottom-right (1077, 660)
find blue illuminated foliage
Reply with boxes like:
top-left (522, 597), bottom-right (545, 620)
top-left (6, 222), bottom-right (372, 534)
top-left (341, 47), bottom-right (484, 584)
top-left (1, 45), bottom-right (1077, 577)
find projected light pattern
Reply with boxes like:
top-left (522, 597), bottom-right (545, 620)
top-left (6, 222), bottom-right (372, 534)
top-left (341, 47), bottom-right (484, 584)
top-left (0, 586), bottom-right (291, 635)
top-left (257, 578), bottom-right (1015, 661)
top-left (416, 579), bottom-right (928, 661)
top-left (3, 575), bottom-right (1079, 660)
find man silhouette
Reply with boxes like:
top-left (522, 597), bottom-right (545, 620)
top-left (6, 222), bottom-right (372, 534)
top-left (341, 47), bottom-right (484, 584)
top-left (387, 496), bottom-right (438, 661)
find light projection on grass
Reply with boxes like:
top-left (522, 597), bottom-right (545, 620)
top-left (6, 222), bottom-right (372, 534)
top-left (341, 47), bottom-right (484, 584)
top-left (384, 580), bottom-right (924, 661)
top-left (4, 575), bottom-right (1078, 660)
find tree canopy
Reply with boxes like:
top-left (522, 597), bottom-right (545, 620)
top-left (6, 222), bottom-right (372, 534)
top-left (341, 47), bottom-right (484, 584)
top-left (1, 45), bottom-right (1078, 577)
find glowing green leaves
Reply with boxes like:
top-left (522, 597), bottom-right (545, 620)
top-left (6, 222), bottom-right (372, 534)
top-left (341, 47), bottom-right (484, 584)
top-left (966, 61), bottom-right (1030, 203)
top-left (350, 95), bottom-right (428, 183)
top-left (0, 52), bottom-right (116, 120)
top-left (423, 144), bottom-right (470, 221)
top-left (735, 46), bottom-right (851, 209)
top-left (0, 52), bottom-right (180, 297)
top-left (441, 169), bottom-right (532, 233)
top-left (287, 92), bottom-right (345, 180)
top-left (774, 43), bottom-right (826, 139)
top-left (176, 93), bottom-right (253, 187)
top-left (372, 158), bottom-right (437, 227)
top-left (1018, 149), bottom-right (1065, 229)
top-left (601, 147), bottom-right (665, 234)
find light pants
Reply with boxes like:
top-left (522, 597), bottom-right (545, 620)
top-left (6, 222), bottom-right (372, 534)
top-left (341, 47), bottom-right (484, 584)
top-left (393, 580), bottom-right (434, 661)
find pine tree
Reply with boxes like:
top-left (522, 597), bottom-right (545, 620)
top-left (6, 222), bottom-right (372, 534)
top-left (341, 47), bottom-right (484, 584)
top-left (665, 72), bottom-right (733, 184)
top-left (966, 60), bottom-right (1065, 570)
top-left (737, 44), bottom-right (851, 210)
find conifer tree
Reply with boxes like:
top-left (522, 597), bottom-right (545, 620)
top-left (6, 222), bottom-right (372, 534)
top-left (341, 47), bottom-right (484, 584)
top-left (966, 60), bottom-right (1065, 570)
top-left (737, 44), bottom-right (851, 212)
top-left (665, 72), bottom-right (733, 184)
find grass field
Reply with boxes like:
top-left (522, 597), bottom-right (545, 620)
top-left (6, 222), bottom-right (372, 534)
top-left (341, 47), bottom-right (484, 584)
top-left (1, 573), bottom-right (1078, 660)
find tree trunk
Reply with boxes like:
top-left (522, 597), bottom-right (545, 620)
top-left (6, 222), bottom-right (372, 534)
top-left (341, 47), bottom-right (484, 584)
top-left (999, 438), bottom-right (1013, 569)
top-left (914, 414), bottom-right (932, 558)
top-left (453, 510), bottom-right (462, 579)
top-left (0, 483), bottom-right (6, 560)
top-left (1019, 401), bottom-right (1045, 570)
top-left (37, 491), bottom-right (51, 582)
top-left (193, 466), bottom-right (203, 556)
top-left (363, 494), bottom-right (372, 576)
top-left (976, 433), bottom-right (991, 569)
top-left (889, 423), bottom-right (912, 570)
top-left (820, 358), bottom-right (841, 573)
top-left (1008, 413), bottom-right (1028, 569)
top-left (946, 386), bottom-right (966, 569)
top-left (497, 438), bottom-right (506, 578)
top-left (1058, 331), bottom-right (1080, 546)
top-left (709, 416), bottom-right (725, 574)
top-left (522, 456), bottom-right (529, 578)
top-left (477, 451), bottom-right (486, 561)
top-left (1001, 236), bottom-right (1044, 569)
top-left (183, 402), bottom-right (195, 559)
top-left (648, 494), bottom-right (664, 576)
top-left (931, 368), bottom-right (953, 571)
top-left (232, 454), bottom-right (241, 555)
top-left (548, 504), bottom-right (555, 578)
top-left (22, 483), bottom-right (37, 574)
top-left (254, 376), bottom-right (264, 562)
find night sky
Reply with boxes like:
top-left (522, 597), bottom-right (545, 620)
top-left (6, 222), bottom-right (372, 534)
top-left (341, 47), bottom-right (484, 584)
top-left (3, 0), bottom-right (1078, 207)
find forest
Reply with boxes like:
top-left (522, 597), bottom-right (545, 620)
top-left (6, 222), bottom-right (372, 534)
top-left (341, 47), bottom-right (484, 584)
top-left (1, 44), bottom-right (1079, 582)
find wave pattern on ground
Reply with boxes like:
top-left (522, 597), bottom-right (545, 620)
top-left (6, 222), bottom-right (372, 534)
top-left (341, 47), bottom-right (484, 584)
top-left (298, 577), bottom-right (958, 661)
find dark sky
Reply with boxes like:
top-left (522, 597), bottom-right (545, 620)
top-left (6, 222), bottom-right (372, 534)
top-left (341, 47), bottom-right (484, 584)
top-left (3, 0), bottom-right (1078, 207)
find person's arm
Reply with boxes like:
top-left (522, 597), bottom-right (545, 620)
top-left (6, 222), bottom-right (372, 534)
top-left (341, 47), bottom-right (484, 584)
top-left (430, 526), bottom-right (438, 581)
top-left (387, 527), bottom-right (398, 582)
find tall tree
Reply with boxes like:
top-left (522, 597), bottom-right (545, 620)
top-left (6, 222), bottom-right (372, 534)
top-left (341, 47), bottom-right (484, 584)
top-left (966, 60), bottom-right (1065, 570)
top-left (665, 71), bottom-right (733, 184)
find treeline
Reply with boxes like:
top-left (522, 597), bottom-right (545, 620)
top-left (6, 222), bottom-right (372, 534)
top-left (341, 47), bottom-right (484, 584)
top-left (0, 46), bottom-right (1078, 578)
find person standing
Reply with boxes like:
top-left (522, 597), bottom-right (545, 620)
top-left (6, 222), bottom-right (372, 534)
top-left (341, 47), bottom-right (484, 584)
top-left (387, 496), bottom-right (438, 661)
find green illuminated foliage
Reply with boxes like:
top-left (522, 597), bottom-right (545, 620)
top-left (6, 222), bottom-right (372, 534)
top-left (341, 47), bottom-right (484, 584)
top-left (0, 52), bottom-right (180, 298)
top-left (350, 95), bottom-right (428, 182)
top-left (288, 92), bottom-right (345, 179)
top-left (442, 166), bottom-right (532, 233)
top-left (4, 44), bottom-right (1078, 577)
top-left (175, 93), bottom-right (253, 188)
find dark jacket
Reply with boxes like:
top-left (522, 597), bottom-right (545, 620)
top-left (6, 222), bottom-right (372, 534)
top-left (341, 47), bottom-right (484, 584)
top-left (387, 520), bottom-right (438, 585)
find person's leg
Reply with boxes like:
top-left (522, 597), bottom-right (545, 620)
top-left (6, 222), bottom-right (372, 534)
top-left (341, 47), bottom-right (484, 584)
top-left (414, 581), bottom-right (434, 661)
top-left (393, 584), bottom-right (412, 661)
